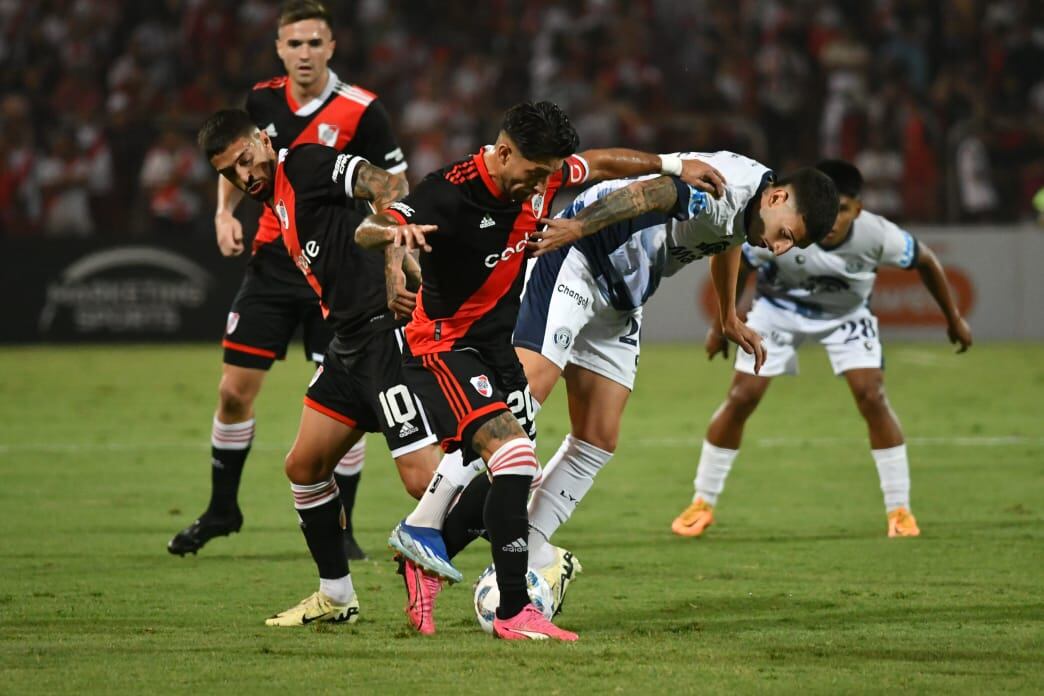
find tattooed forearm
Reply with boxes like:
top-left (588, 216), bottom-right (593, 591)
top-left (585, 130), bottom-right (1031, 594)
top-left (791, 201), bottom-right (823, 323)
top-left (355, 212), bottom-right (399, 248)
top-left (574, 176), bottom-right (679, 236)
top-left (472, 411), bottom-right (527, 461)
top-left (353, 162), bottom-right (408, 212)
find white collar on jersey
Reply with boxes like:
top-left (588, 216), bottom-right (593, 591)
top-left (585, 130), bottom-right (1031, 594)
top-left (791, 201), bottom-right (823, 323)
top-left (293, 69), bottom-right (340, 118)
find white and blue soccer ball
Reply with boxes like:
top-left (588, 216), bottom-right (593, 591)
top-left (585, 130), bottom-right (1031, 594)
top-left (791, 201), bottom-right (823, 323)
top-left (473, 563), bottom-right (554, 634)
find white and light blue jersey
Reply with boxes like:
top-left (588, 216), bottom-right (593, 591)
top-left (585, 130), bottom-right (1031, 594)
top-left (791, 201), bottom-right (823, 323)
top-left (558, 151), bottom-right (772, 310)
top-left (744, 209), bottom-right (919, 319)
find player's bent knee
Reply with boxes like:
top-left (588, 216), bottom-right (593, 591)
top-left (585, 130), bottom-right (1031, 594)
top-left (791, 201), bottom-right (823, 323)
top-left (218, 376), bottom-right (255, 415)
top-left (283, 448), bottom-right (324, 485)
top-left (487, 438), bottom-right (539, 479)
top-left (852, 383), bottom-right (888, 413)
top-left (726, 384), bottom-right (764, 415)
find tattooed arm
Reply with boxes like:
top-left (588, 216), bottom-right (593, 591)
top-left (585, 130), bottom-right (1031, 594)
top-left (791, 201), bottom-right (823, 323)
top-left (528, 175), bottom-right (680, 257)
top-left (353, 162), bottom-right (409, 213)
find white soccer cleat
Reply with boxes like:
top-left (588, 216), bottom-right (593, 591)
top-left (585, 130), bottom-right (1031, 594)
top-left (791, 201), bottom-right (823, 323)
top-left (536, 546), bottom-right (582, 616)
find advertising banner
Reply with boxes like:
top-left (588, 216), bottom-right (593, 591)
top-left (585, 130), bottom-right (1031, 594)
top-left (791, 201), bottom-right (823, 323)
top-left (0, 238), bottom-right (247, 343)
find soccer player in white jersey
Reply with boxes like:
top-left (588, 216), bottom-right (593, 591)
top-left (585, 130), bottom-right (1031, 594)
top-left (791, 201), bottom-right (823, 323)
top-left (393, 152), bottom-right (839, 622)
top-left (671, 159), bottom-right (973, 539)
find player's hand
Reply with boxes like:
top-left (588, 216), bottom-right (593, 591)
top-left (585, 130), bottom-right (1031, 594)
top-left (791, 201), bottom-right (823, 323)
top-left (705, 324), bottom-right (729, 360)
top-left (529, 217), bottom-right (584, 256)
top-left (948, 316), bottom-right (972, 353)
top-left (722, 316), bottom-right (766, 374)
top-left (391, 224), bottom-right (437, 252)
top-left (680, 159), bottom-right (726, 199)
top-left (215, 211), bottom-right (244, 256)
top-left (385, 265), bottom-right (417, 319)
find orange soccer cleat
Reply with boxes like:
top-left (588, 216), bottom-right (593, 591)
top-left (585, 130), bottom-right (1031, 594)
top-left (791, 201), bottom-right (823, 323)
top-left (887, 507), bottom-right (921, 537)
top-left (671, 498), bottom-right (715, 537)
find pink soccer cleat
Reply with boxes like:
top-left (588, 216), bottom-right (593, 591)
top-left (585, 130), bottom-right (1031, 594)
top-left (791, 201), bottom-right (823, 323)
top-left (492, 603), bottom-right (578, 641)
top-left (401, 557), bottom-right (442, 635)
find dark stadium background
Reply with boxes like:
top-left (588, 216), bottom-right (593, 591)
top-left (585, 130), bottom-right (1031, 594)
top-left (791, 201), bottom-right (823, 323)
top-left (1, 0), bottom-right (1041, 342)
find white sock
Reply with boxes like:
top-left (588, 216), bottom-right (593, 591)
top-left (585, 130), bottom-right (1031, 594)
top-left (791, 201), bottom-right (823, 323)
top-left (527, 435), bottom-right (612, 568)
top-left (872, 444), bottom-right (910, 512)
top-left (405, 449), bottom-right (481, 528)
top-left (334, 438), bottom-right (365, 476)
top-left (319, 574), bottom-right (354, 604)
top-left (693, 440), bottom-right (739, 506)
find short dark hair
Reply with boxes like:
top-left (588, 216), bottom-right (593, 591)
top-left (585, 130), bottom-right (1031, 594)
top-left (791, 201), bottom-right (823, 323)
top-left (775, 167), bottom-right (839, 244)
top-left (279, 0), bottom-right (332, 28)
top-left (815, 159), bottom-right (863, 198)
top-left (501, 101), bottom-right (579, 161)
top-left (197, 109), bottom-right (257, 160)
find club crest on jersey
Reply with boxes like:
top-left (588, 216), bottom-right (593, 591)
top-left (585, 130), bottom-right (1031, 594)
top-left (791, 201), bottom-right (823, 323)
top-left (470, 374), bottom-right (493, 398)
top-left (531, 192), bottom-right (545, 219)
top-left (226, 312), bottom-right (239, 335)
top-left (275, 200), bottom-right (289, 229)
top-left (318, 123), bottom-right (340, 147)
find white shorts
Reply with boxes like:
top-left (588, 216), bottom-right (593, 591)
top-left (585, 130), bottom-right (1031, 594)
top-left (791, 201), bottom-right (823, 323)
top-left (734, 298), bottom-right (883, 377)
top-left (514, 247), bottom-right (641, 390)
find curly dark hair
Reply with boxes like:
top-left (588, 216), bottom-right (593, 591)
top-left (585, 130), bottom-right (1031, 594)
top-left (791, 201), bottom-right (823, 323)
top-left (500, 101), bottom-right (580, 161)
top-left (197, 109), bottom-right (257, 160)
top-left (774, 167), bottom-right (839, 244)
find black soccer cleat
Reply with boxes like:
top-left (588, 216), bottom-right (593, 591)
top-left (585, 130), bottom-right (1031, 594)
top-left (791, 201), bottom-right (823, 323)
top-left (343, 531), bottom-right (368, 561)
top-left (167, 509), bottom-right (243, 556)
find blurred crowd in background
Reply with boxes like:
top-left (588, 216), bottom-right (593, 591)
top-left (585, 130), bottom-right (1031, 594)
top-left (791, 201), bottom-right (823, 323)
top-left (1, 0), bottom-right (1041, 240)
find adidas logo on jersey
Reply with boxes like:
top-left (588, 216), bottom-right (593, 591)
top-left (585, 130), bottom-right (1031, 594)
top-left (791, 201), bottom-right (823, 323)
top-left (479, 214), bottom-right (495, 229)
top-left (265, 123), bottom-right (278, 137)
top-left (501, 537), bottom-right (527, 553)
top-left (398, 421), bottom-right (418, 438)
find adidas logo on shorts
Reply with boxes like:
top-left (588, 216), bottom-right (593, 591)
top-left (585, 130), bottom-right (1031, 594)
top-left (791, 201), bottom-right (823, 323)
top-left (398, 421), bottom-right (419, 438)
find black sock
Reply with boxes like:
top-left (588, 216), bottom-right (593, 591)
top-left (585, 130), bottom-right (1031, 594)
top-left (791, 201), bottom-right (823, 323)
top-left (207, 446), bottom-right (249, 516)
top-left (298, 497), bottom-right (349, 579)
top-left (485, 474), bottom-right (532, 619)
top-left (443, 473), bottom-right (491, 558)
top-left (334, 472), bottom-right (361, 535)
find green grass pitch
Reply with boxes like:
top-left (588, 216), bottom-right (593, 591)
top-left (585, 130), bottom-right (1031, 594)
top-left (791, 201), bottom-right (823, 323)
top-left (0, 343), bottom-right (1041, 693)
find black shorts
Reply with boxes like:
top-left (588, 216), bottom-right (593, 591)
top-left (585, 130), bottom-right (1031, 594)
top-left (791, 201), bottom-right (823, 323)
top-left (222, 257), bottom-right (333, 370)
top-left (305, 329), bottom-right (437, 458)
top-left (402, 344), bottom-right (536, 453)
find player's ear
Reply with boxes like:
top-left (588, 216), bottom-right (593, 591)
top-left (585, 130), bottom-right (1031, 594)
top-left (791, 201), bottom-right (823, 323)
top-left (769, 187), bottom-right (788, 207)
top-left (853, 198), bottom-right (863, 217)
top-left (495, 139), bottom-right (512, 165)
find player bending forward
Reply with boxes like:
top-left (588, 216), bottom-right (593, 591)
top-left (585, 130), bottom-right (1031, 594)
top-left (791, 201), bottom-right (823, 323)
top-left (199, 109), bottom-right (442, 626)
top-left (169, 1), bottom-right (408, 560)
top-left (357, 103), bottom-right (728, 640)
top-left (672, 159), bottom-right (972, 539)
top-left (393, 151), bottom-right (839, 633)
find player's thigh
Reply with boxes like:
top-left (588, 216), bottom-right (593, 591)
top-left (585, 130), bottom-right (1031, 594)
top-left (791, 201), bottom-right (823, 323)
top-left (288, 397), bottom-right (364, 483)
top-left (841, 367), bottom-right (887, 409)
top-left (562, 363), bottom-right (631, 452)
top-left (392, 445), bottom-right (441, 500)
top-left (298, 343), bottom-right (372, 476)
top-left (723, 369), bottom-right (774, 410)
top-left (734, 299), bottom-right (800, 377)
top-left (567, 304), bottom-right (642, 392)
top-left (514, 247), bottom-right (598, 402)
top-left (222, 266), bottom-right (302, 370)
top-left (821, 313), bottom-right (883, 376)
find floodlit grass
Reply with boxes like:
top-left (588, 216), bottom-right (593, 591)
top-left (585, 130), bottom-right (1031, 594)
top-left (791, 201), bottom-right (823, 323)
top-left (0, 343), bottom-right (1041, 693)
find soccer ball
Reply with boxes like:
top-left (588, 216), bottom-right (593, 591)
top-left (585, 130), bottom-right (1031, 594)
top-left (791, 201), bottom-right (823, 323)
top-left (473, 563), bottom-right (554, 634)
